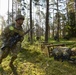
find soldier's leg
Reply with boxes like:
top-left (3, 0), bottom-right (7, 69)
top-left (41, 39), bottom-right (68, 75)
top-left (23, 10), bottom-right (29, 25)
top-left (0, 48), bottom-right (10, 64)
top-left (9, 42), bottom-right (21, 67)
top-left (9, 55), bottom-right (17, 67)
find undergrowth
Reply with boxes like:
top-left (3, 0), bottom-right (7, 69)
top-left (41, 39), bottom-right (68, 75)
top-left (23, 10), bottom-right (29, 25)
top-left (0, 41), bottom-right (76, 75)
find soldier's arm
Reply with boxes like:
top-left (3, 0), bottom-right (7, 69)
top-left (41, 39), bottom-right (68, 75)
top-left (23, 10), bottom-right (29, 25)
top-left (1, 26), bottom-right (10, 42)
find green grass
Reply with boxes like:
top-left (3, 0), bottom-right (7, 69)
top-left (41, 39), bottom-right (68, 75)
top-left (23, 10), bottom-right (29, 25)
top-left (0, 40), bottom-right (76, 75)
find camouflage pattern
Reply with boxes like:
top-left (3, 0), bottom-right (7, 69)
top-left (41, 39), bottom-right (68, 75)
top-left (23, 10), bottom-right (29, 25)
top-left (0, 23), bottom-right (24, 64)
top-left (15, 14), bottom-right (24, 21)
top-left (1, 23), bottom-right (24, 42)
top-left (52, 47), bottom-right (72, 62)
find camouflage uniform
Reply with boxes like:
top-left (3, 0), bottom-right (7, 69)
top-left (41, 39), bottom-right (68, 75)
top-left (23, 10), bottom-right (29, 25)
top-left (0, 23), bottom-right (24, 66)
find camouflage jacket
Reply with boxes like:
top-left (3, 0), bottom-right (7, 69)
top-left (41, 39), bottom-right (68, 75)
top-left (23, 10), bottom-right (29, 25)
top-left (1, 23), bottom-right (24, 43)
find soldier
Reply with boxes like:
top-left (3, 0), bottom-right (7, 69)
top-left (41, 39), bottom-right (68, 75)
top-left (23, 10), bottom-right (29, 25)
top-left (0, 14), bottom-right (25, 67)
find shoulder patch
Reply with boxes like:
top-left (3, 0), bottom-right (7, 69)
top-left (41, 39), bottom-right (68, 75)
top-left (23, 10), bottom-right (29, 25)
top-left (9, 26), bottom-right (14, 30)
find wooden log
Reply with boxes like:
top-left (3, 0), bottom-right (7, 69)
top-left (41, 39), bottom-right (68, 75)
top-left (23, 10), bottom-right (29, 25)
top-left (46, 44), bottom-right (65, 57)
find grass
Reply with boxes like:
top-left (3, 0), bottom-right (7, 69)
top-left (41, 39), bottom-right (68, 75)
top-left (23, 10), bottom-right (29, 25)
top-left (0, 39), bottom-right (76, 75)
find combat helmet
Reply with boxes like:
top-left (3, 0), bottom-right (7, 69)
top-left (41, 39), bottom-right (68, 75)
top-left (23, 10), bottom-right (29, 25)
top-left (15, 14), bottom-right (25, 21)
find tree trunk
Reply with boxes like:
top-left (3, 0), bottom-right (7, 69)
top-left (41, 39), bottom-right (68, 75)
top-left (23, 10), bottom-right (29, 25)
top-left (45, 0), bottom-right (49, 43)
top-left (56, 0), bottom-right (60, 42)
top-left (30, 0), bottom-right (33, 44)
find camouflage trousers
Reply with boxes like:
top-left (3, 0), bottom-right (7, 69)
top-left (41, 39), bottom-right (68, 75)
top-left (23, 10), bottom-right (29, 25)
top-left (0, 42), bottom-right (21, 64)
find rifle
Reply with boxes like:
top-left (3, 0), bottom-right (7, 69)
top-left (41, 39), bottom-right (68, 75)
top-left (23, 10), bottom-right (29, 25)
top-left (1, 28), bottom-right (34, 50)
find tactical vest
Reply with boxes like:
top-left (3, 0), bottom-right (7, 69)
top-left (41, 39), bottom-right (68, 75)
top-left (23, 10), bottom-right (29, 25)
top-left (1, 23), bottom-right (24, 42)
